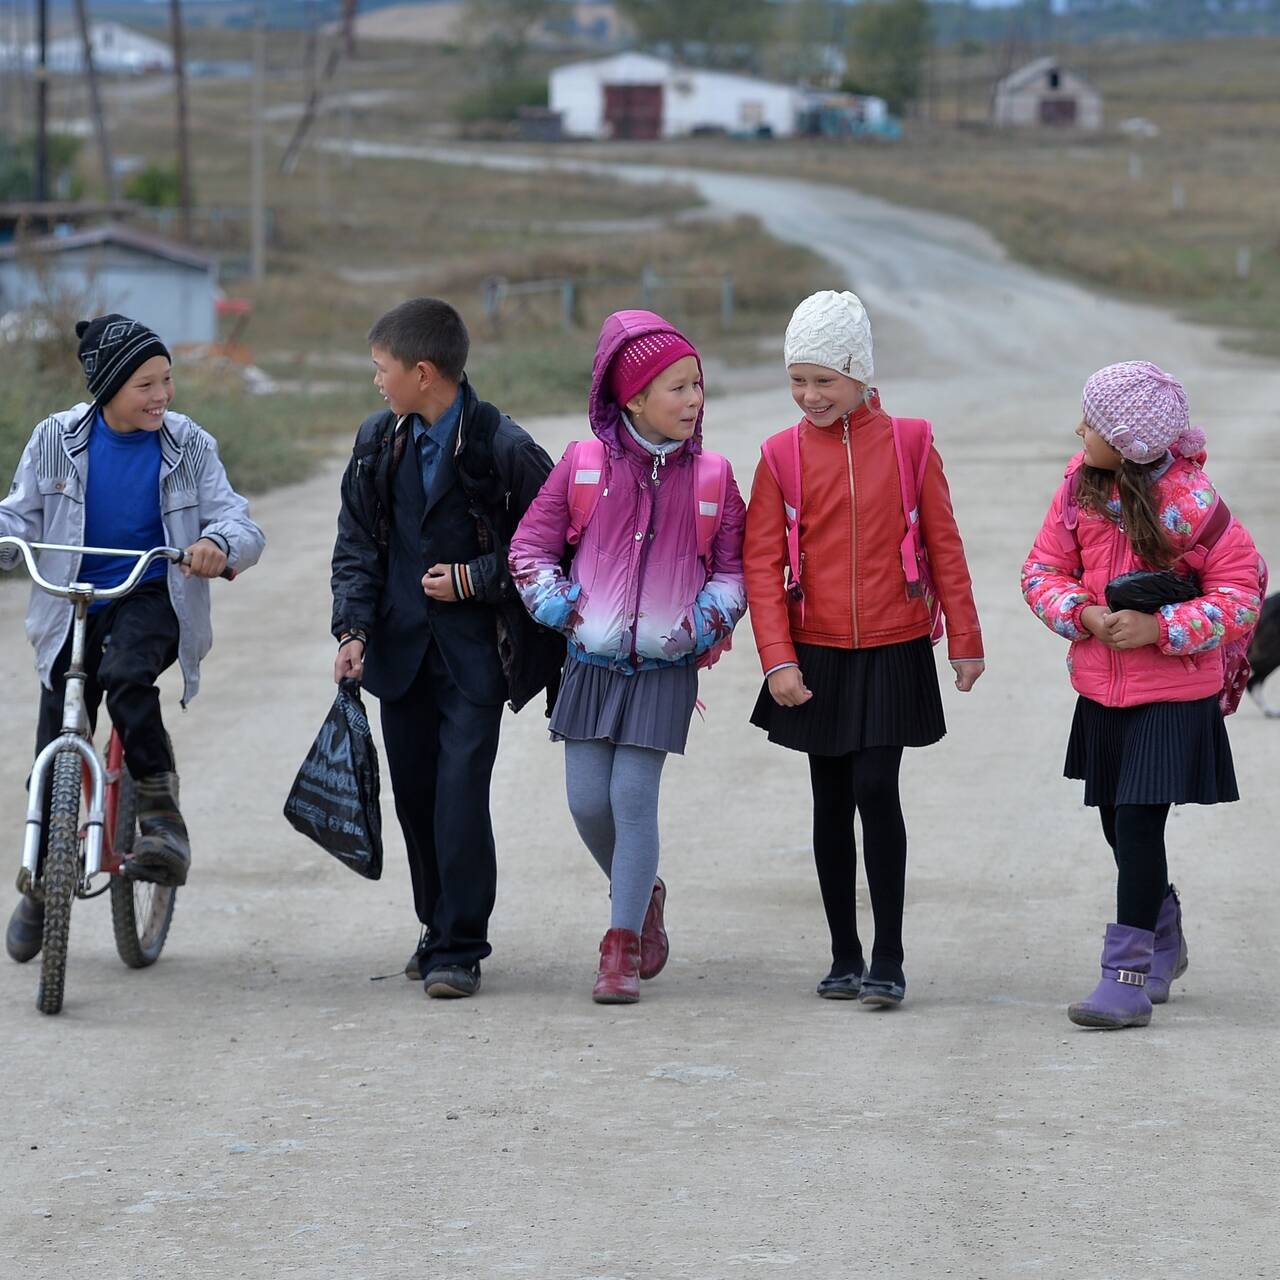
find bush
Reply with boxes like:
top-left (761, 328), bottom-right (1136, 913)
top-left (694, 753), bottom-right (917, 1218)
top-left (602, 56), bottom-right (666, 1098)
top-left (453, 76), bottom-right (548, 123)
top-left (125, 164), bottom-right (185, 209)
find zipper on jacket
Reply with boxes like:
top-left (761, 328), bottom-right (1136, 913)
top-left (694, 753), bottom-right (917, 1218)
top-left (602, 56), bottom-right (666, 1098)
top-left (842, 413), bottom-right (859, 647)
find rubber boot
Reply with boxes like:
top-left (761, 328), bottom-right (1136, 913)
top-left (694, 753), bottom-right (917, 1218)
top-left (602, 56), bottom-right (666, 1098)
top-left (5, 894), bottom-right (44, 963)
top-left (126, 772), bottom-right (191, 887)
top-left (1068, 923), bottom-right (1154, 1029)
top-left (639, 878), bottom-right (669, 980)
top-left (592, 927), bottom-right (641, 1004)
top-left (1147, 884), bottom-right (1189, 1005)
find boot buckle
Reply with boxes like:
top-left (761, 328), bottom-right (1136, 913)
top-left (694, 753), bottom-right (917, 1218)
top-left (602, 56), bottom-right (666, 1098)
top-left (1115, 968), bottom-right (1146, 987)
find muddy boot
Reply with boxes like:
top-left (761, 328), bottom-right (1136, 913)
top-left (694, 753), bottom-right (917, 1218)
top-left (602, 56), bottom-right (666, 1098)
top-left (1068, 923), bottom-right (1154, 1030)
top-left (126, 772), bottom-right (190, 887)
top-left (639, 878), bottom-right (669, 980)
top-left (5, 894), bottom-right (44, 963)
top-left (1147, 884), bottom-right (1189, 1005)
top-left (592, 928), bottom-right (641, 1004)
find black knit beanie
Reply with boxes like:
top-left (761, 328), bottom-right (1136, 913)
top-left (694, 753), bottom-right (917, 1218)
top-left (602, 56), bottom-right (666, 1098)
top-left (74, 314), bottom-right (171, 407)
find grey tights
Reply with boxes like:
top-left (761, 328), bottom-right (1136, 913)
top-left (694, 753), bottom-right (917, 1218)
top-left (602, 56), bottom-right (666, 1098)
top-left (563, 738), bottom-right (666, 933)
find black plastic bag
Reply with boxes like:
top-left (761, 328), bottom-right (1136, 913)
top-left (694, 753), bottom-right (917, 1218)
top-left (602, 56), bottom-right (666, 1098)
top-left (283, 679), bottom-right (383, 879)
top-left (1105, 569), bottom-right (1201, 614)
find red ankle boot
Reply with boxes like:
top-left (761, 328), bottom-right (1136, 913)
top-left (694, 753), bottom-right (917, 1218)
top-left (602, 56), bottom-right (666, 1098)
top-left (592, 927), bottom-right (641, 1004)
top-left (639, 877), bottom-right (669, 980)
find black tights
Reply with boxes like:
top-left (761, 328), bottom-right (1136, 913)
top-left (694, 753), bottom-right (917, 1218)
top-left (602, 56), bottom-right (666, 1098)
top-left (808, 746), bottom-right (906, 972)
top-left (1099, 803), bottom-right (1170, 932)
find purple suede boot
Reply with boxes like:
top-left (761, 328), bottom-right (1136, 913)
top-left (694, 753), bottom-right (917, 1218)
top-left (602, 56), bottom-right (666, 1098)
top-left (1067, 923), bottom-right (1154, 1029)
top-left (1147, 884), bottom-right (1189, 1005)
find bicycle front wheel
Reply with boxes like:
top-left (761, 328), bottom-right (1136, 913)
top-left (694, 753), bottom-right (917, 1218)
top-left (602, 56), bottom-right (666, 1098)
top-left (109, 770), bottom-right (177, 968)
top-left (37, 748), bottom-right (84, 1015)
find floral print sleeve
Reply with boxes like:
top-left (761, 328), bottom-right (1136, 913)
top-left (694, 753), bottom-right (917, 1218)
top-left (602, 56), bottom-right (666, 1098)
top-left (1157, 513), bottom-right (1263, 656)
top-left (1022, 479), bottom-right (1093, 641)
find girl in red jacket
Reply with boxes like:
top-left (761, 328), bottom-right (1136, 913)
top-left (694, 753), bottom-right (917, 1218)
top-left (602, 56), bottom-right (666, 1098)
top-left (1022, 361), bottom-right (1263, 1030)
top-left (744, 291), bottom-right (985, 1007)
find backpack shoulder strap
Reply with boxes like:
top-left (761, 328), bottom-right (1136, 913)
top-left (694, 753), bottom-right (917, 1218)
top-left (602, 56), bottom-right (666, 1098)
top-left (565, 437), bottom-right (608, 547)
top-left (761, 426), bottom-right (803, 590)
top-left (890, 417), bottom-right (932, 587)
top-left (694, 450), bottom-right (729, 566)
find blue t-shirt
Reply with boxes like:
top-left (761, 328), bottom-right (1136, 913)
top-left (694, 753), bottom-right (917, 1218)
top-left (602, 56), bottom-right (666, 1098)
top-left (79, 410), bottom-right (168, 603)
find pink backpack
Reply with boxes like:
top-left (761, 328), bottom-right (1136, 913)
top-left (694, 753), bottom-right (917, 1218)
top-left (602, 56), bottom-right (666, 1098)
top-left (760, 416), bottom-right (943, 645)
top-left (564, 437), bottom-right (733, 668)
top-left (1062, 468), bottom-right (1268, 717)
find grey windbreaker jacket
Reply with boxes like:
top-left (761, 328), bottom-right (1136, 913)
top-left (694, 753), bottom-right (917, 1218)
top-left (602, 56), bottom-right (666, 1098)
top-left (0, 403), bottom-right (265, 704)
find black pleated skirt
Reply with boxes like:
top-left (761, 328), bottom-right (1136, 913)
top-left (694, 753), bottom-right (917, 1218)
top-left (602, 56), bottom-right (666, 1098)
top-left (1064, 694), bottom-right (1238, 807)
top-left (749, 637), bottom-right (946, 757)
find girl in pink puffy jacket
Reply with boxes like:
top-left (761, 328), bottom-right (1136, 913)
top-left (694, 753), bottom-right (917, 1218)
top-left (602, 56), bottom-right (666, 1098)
top-left (509, 311), bottom-right (746, 1005)
top-left (1022, 361), bottom-right (1263, 1031)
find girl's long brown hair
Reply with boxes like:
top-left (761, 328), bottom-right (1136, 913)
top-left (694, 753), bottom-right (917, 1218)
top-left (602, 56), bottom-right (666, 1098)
top-left (1076, 460), bottom-right (1175, 569)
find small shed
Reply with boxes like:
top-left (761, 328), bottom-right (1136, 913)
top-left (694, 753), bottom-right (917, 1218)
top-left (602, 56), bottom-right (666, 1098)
top-left (992, 57), bottom-right (1102, 131)
top-left (0, 225), bottom-right (217, 345)
top-left (550, 52), bottom-right (801, 140)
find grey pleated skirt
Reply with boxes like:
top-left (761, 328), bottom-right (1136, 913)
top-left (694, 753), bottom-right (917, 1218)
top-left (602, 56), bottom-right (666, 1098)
top-left (749, 637), bottom-right (946, 756)
top-left (549, 655), bottom-right (699, 755)
top-left (1064, 694), bottom-right (1238, 807)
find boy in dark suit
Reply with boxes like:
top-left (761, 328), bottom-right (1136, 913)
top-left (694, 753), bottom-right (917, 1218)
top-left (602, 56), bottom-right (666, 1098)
top-left (330, 298), bottom-right (561, 997)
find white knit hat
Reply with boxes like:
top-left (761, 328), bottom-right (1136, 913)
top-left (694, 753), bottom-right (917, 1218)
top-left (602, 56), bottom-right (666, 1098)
top-left (783, 290), bottom-right (874, 382)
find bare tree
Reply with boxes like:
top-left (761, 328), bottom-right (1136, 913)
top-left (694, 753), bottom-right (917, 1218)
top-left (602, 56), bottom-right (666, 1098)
top-left (73, 0), bottom-right (120, 200)
top-left (169, 0), bottom-right (193, 239)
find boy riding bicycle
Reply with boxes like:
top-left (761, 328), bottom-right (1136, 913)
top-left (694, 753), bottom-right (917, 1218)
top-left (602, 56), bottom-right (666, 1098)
top-left (0, 313), bottom-right (265, 963)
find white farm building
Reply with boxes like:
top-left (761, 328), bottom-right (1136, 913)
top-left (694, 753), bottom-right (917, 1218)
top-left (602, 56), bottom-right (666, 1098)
top-left (0, 21), bottom-right (173, 75)
top-left (992, 57), bottom-right (1102, 131)
top-left (550, 53), bottom-right (801, 140)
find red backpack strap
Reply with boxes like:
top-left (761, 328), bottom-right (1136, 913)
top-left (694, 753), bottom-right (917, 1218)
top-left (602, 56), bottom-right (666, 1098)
top-left (565, 438), bottom-right (608, 547)
top-left (694, 450), bottom-right (729, 568)
top-left (761, 427), bottom-right (803, 600)
top-left (889, 417), bottom-right (932, 594)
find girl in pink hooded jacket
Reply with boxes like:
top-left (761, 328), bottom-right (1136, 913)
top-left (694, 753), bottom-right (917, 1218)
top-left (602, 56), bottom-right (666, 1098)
top-left (509, 311), bottom-right (746, 1004)
top-left (1023, 361), bottom-right (1263, 1031)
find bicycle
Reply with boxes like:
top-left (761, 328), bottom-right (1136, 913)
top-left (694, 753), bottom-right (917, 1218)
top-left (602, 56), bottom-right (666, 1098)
top-left (1, 536), bottom-right (231, 1015)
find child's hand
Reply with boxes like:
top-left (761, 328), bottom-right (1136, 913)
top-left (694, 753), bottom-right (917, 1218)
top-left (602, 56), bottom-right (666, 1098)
top-left (422, 564), bottom-right (458, 602)
top-left (768, 666), bottom-right (813, 707)
top-left (1080, 605), bottom-right (1119, 648)
top-left (951, 659), bottom-right (985, 692)
top-left (1102, 609), bottom-right (1161, 649)
top-left (182, 538), bottom-right (228, 578)
top-left (334, 638), bottom-right (364, 684)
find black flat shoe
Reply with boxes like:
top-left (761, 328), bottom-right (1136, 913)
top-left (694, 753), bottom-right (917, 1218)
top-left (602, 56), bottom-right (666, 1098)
top-left (404, 926), bottom-right (433, 980)
top-left (424, 963), bottom-right (481, 999)
top-left (5, 894), bottom-right (43, 963)
top-left (859, 959), bottom-right (906, 1008)
top-left (816, 964), bottom-right (864, 1000)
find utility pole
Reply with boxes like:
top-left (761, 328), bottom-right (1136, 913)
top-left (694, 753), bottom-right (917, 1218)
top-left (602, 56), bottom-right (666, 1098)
top-left (73, 0), bottom-right (120, 200)
top-left (250, 4), bottom-right (266, 282)
top-left (169, 0), bottom-right (193, 239)
top-left (34, 0), bottom-right (48, 203)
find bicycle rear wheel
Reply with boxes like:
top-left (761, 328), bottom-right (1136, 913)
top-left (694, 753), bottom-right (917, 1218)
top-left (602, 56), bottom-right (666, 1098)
top-left (109, 769), bottom-right (177, 968)
top-left (37, 748), bottom-right (84, 1015)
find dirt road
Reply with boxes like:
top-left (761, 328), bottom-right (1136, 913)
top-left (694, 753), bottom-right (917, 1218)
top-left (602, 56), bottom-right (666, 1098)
top-left (3, 159), bottom-right (1278, 1279)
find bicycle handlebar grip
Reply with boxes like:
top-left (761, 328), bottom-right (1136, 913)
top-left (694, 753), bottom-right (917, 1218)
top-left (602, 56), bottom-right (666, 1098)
top-left (220, 566), bottom-right (237, 581)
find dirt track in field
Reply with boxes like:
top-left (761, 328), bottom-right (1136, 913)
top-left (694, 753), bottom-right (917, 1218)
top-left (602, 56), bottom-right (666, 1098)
top-left (2, 154), bottom-right (1278, 1279)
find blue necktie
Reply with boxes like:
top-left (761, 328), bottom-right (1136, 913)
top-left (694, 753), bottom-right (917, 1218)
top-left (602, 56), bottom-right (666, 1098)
top-left (417, 429), bottom-right (438, 498)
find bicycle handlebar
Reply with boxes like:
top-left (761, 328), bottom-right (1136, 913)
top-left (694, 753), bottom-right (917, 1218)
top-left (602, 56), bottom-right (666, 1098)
top-left (0, 537), bottom-right (235, 600)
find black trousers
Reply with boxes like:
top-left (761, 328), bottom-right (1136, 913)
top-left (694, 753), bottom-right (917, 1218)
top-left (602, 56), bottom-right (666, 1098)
top-left (35, 579), bottom-right (179, 780)
top-left (379, 640), bottom-right (503, 969)
top-left (808, 746), bottom-right (907, 971)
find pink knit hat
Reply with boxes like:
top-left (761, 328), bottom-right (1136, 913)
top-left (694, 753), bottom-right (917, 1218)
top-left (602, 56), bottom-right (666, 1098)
top-left (1081, 360), bottom-right (1206, 462)
top-left (607, 329), bottom-right (699, 407)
